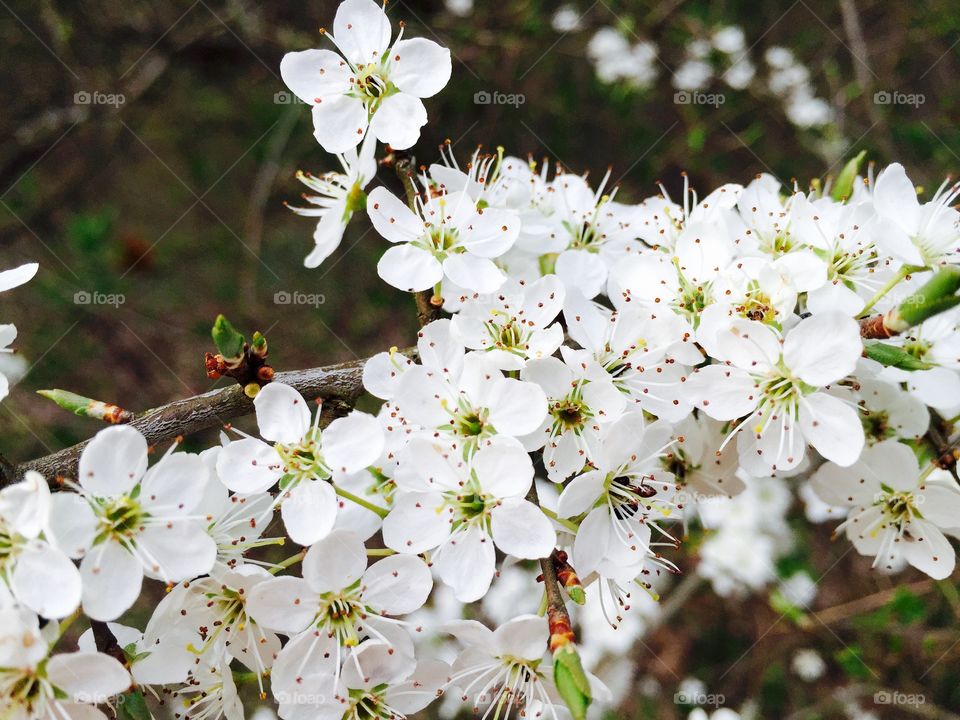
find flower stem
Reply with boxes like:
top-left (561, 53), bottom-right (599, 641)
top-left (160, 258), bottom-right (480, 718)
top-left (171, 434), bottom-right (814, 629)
top-left (335, 485), bottom-right (390, 518)
top-left (857, 265), bottom-right (924, 317)
top-left (540, 505), bottom-right (580, 533)
top-left (366, 547), bottom-right (396, 557)
top-left (270, 550), bottom-right (305, 574)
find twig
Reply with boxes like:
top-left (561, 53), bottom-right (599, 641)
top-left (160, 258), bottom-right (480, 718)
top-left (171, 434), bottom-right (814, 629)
top-left (91, 620), bottom-right (126, 666)
top-left (13, 348), bottom-right (415, 485)
top-left (391, 152), bottom-right (442, 327)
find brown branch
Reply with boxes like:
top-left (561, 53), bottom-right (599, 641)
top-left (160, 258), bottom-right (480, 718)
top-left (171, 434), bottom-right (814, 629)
top-left (859, 313), bottom-right (897, 339)
top-left (540, 552), bottom-right (576, 653)
top-left (13, 349), bottom-right (415, 486)
top-left (91, 620), bottom-right (127, 666)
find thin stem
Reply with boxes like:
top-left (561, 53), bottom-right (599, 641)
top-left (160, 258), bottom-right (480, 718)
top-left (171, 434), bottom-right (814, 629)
top-left (270, 550), bottom-right (306, 574)
top-left (540, 505), bottom-right (580, 533)
top-left (366, 548), bottom-right (396, 557)
top-left (857, 265), bottom-right (923, 317)
top-left (335, 485), bottom-right (390, 518)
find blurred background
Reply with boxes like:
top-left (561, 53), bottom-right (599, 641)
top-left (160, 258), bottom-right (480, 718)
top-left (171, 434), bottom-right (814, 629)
top-left (1, 0), bottom-right (959, 717)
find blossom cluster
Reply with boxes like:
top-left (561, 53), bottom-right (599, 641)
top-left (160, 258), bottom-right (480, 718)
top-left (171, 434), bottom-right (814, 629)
top-left (2, 1), bottom-right (960, 719)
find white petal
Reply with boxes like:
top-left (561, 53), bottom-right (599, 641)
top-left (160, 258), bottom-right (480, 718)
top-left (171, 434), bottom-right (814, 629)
top-left (46, 493), bottom-right (97, 558)
top-left (369, 93), bottom-right (427, 150)
top-left (684, 365), bottom-right (758, 420)
top-left (490, 498), bottom-right (556, 559)
top-left (137, 520), bottom-right (217, 582)
top-left (254, 382), bottom-right (311, 444)
top-left (80, 541), bottom-right (143, 621)
top-left (11, 541), bottom-right (81, 618)
top-left (216, 437), bottom-right (283, 493)
top-left (78, 425), bottom-right (147, 496)
top-left (281, 479), bottom-right (337, 546)
top-left (783, 313), bottom-right (861, 386)
top-left (382, 492), bottom-right (450, 553)
top-left (557, 469), bottom-right (604, 518)
top-left (555, 249), bottom-right (607, 299)
top-left (362, 554), bottom-right (433, 614)
top-left (474, 441), bottom-right (534, 498)
top-left (0, 471), bottom-right (50, 539)
top-left (378, 244), bottom-right (443, 292)
top-left (140, 452), bottom-right (207, 514)
top-left (442, 253), bottom-right (506, 294)
top-left (247, 576), bottom-right (318, 633)
top-left (280, 48), bottom-right (352, 103)
top-left (485, 378), bottom-right (548, 436)
top-left (0, 262), bottom-right (38, 292)
top-left (459, 208), bottom-right (520, 258)
top-left (367, 186), bottom-right (423, 244)
top-left (323, 412), bottom-right (384, 474)
top-left (47, 652), bottom-right (131, 703)
top-left (799, 392), bottom-right (864, 466)
top-left (901, 520), bottom-right (955, 579)
top-left (491, 615), bottom-right (548, 661)
top-left (874, 163), bottom-right (920, 230)
top-left (311, 94), bottom-right (368, 154)
top-left (390, 38), bottom-right (452, 97)
top-left (333, 0), bottom-right (391, 66)
top-left (303, 529), bottom-right (367, 592)
top-left (433, 526), bottom-right (495, 602)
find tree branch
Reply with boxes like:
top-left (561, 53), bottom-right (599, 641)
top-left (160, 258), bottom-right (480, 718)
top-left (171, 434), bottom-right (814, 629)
top-left (13, 349), bottom-right (414, 486)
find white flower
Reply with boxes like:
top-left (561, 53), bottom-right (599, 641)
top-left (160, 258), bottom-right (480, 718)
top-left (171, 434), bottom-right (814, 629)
top-left (367, 186), bottom-right (520, 294)
top-left (564, 289), bottom-right (700, 422)
top-left (287, 134), bottom-right (377, 268)
top-left (685, 313), bottom-right (865, 475)
top-left (449, 275), bottom-right (565, 370)
top-left (855, 376), bottom-right (929, 444)
top-left (280, 0), bottom-right (451, 153)
top-left (872, 163), bottom-right (960, 267)
top-left (877, 306), bottom-right (960, 411)
top-left (789, 193), bottom-right (890, 315)
top-left (551, 5), bottom-right (583, 33)
top-left (247, 530), bottom-right (432, 699)
top-left (521, 347), bottom-right (626, 481)
top-left (791, 648), bottom-right (826, 681)
top-left (173, 654), bottom-right (244, 720)
top-left (0, 261), bottom-right (37, 402)
top-left (541, 172), bottom-right (643, 299)
top-left (46, 425), bottom-right (216, 621)
top-left (556, 414), bottom-right (677, 579)
top-left (445, 614), bottom-right (562, 718)
top-left (273, 639), bottom-right (448, 720)
top-left (383, 437), bottom-right (556, 601)
top-left (0, 608), bottom-right (131, 720)
top-left (811, 439), bottom-right (960, 579)
top-left (216, 382), bottom-right (384, 546)
top-left (393, 343), bottom-right (548, 454)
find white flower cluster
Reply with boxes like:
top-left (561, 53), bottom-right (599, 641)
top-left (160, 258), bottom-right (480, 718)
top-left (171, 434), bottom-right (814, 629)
top-left (3, 2), bottom-right (960, 719)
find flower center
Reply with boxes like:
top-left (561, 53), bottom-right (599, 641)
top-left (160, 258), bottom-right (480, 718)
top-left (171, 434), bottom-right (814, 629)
top-left (96, 495), bottom-right (147, 542)
top-left (275, 430), bottom-right (331, 483)
top-left (344, 685), bottom-right (395, 720)
top-left (317, 586), bottom-right (365, 646)
top-left (550, 396), bottom-right (591, 433)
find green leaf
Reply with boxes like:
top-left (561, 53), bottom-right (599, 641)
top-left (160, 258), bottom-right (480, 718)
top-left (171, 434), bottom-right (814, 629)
top-left (554, 648), bottom-right (591, 720)
top-left (831, 150), bottom-right (867, 201)
top-left (863, 342), bottom-right (935, 371)
top-left (892, 266), bottom-right (960, 330)
top-left (118, 689), bottom-right (153, 720)
top-left (212, 314), bottom-right (245, 359)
